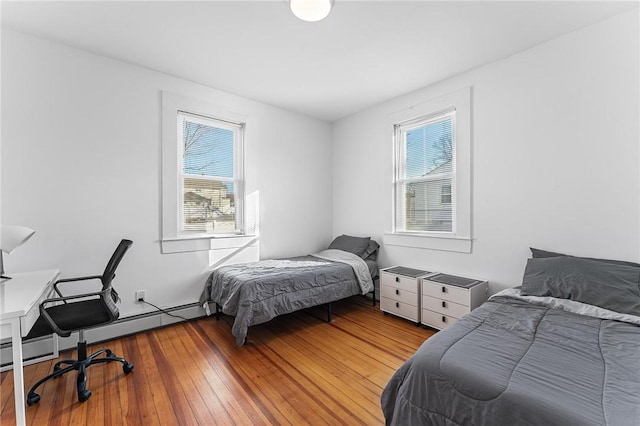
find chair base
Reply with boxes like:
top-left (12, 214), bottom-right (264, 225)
top-left (26, 340), bottom-right (133, 405)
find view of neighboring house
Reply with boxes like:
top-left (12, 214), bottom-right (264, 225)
top-left (183, 177), bottom-right (236, 232)
top-left (405, 160), bottom-right (453, 232)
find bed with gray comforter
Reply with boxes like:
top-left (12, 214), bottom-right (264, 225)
top-left (199, 248), bottom-right (376, 346)
top-left (382, 250), bottom-right (640, 426)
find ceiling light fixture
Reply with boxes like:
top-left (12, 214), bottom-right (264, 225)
top-left (290, 0), bottom-right (333, 22)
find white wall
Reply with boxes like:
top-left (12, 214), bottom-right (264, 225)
top-left (1, 29), bottom-right (333, 316)
top-left (2, 8), bottom-right (638, 318)
top-left (332, 10), bottom-right (640, 291)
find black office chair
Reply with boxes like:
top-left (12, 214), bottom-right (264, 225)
top-left (25, 239), bottom-right (134, 405)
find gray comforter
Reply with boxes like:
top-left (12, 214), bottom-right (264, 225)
top-left (199, 249), bottom-right (375, 346)
top-left (381, 294), bottom-right (640, 426)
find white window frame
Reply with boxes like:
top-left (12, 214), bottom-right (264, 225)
top-left (384, 87), bottom-right (472, 253)
top-left (161, 92), bottom-right (253, 254)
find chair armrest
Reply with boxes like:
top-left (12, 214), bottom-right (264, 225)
top-left (42, 291), bottom-right (104, 305)
top-left (53, 275), bottom-right (103, 298)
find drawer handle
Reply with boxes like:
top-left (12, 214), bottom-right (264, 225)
top-left (441, 286), bottom-right (447, 293)
top-left (396, 302), bottom-right (400, 308)
top-left (395, 277), bottom-right (400, 282)
top-left (395, 289), bottom-right (400, 295)
top-left (442, 301), bottom-right (447, 308)
top-left (442, 315), bottom-right (446, 323)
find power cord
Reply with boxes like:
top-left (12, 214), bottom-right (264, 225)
top-left (141, 300), bottom-right (190, 322)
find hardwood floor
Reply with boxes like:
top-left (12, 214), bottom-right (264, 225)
top-left (1, 297), bottom-right (434, 425)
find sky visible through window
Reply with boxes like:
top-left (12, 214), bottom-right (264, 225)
top-left (405, 119), bottom-right (453, 178)
top-left (183, 120), bottom-right (234, 179)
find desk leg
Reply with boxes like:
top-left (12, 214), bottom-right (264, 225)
top-left (11, 318), bottom-right (27, 426)
top-left (52, 333), bottom-right (59, 359)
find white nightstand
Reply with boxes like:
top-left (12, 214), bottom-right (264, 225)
top-left (421, 273), bottom-right (488, 330)
top-left (380, 266), bottom-right (432, 324)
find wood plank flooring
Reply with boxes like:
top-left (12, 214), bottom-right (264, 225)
top-left (1, 297), bottom-right (434, 425)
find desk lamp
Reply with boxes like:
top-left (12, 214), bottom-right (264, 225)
top-left (1, 225), bottom-right (36, 280)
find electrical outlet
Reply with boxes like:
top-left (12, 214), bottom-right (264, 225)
top-left (135, 290), bottom-right (146, 303)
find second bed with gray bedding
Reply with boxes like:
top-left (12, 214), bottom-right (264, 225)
top-left (382, 292), bottom-right (640, 425)
top-left (382, 250), bottom-right (640, 426)
top-left (199, 249), bottom-right (376, 346)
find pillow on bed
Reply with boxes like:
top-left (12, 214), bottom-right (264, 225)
top-left (328, 234), bottom-right (371, 257)
top-left (361, 240), bottom-right (380, 261)
top-left (521, 256), bottom-right (640, 315)
top-left (530, 247), bottom-right (640, 268)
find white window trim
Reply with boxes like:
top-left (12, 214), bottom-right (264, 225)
top-left (161, 91), bottom-right (252, 254)
top-left (384, 87), bottom-right (472, 253)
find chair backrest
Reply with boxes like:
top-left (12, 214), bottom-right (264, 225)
top-left (101, 239), bottom-right (133, 290)
top-left (100, 239), bottom-right (133, 322)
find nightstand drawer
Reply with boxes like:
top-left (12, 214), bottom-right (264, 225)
top-left (422, 295), bottom-right (469, 318)
top-left (421, 309), bottom-right (459, 329)
top-left (381, 272), bottom-right (420, 293)
top-left (381, 285), bottom-right (416, 305)
top-left (381, 297), bottom-right (419, 322)
top-left (422, 280), bottom-right (470, 306)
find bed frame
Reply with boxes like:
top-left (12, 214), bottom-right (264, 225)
top-left (214, 285), bottom-right (377, 344)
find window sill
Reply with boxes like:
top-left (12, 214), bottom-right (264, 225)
top-left (383, 232), bottom-right (472, 253)
top-left (161, 234), bottom-right (258, 254)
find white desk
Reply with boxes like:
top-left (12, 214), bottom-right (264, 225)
top-left (0, 269), bottom-right (59, 426)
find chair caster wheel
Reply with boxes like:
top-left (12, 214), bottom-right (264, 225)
top-left (123, 363), bottom-right (134, 374)
top-left (78, 390), bottom-right (92, 402)
top-left (27, 393), bottom-right (40, 406)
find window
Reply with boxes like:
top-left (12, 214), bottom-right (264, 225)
top-left (441, 184), bottom-right (452, 205)
top-left (395, 110), bottom-right (456, 233)
top-left (161, 92), bottom-right (251, 254)
top-left (385, 87), bottom-right (471, 253)
top-left (178, 112), bottom-right (243, 235)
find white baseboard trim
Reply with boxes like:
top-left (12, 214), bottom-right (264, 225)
top-left (0, 302), bottom-right (206, 370)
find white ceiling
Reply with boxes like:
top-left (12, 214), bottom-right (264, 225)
top-left (2, 1), bottom-right (638, 122)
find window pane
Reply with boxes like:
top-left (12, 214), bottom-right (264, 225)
top-left (183, 177), bottom-right (237, 233)
top-left (441, 184), bottom-right (452, 204)
top-left (402, 178), bottom-right (453, 232)
top-left (183, 119), bottom-right (234, 178)
top-left (405, 118), bottom-right (453, 178)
